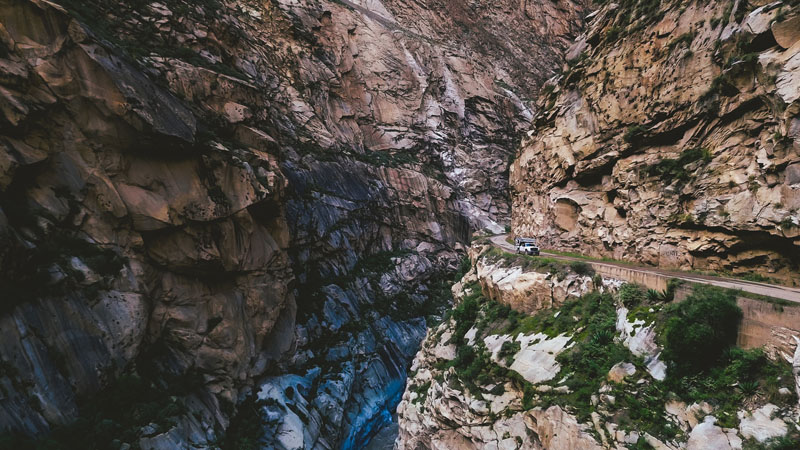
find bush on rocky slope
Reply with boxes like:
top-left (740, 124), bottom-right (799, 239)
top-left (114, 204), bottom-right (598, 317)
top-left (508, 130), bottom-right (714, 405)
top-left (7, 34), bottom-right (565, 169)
top-left (416, 279), bottom-right (798, 445)
top-left (662, 285), bottom-right (742, 373)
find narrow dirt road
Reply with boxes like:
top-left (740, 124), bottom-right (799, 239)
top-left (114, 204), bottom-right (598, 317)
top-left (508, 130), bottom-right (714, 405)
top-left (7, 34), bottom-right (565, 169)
top-left (489, 234), bottom-right (800, 304)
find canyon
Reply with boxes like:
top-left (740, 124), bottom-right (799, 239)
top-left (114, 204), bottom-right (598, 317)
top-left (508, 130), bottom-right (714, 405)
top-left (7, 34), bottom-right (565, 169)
top-left (0, 0), bottom-right (583, 448)
top-left (1, 0), bottom-right (800, 449)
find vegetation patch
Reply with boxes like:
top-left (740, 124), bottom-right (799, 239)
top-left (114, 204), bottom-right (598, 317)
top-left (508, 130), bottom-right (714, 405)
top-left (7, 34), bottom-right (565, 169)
top-left (351, 150), bottom-right (419, 168)
top-left (661, 285), bottom-right (742, 372)
top-left (646, 147), bottom-right (712, 184)
top-left (431, 270), bottom-right (798, 445)
top-left (623, 125), bottom-right (648, 145)
top-left (222, 395), bottom-right (272, 450)
top-left (666, 31), bottom-right (696, 53)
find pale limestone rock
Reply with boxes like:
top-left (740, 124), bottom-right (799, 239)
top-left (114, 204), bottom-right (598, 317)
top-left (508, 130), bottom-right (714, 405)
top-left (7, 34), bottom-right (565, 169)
top-left (772, 15), bottom-right (800, 49)
top-left (607, 362), bottom-right (636, 383)
top-left (738, 404), bottom-right (788, 442)
top-left (591, 411), bottom-right (608, 446)
top-left (476, 254), bottom-right (597, 315)
top-left (666, 400), bottom-right (714, 431)
top-left (642, 432), bottom-right (674, 450)
top-left (487, 332), bottom-right (572, 385)
top-left (687, 416), bottom-right (734, 450)
top-left (527, 406), bottom-right (603, 450)
top-left (742, 2), bottom-right (781, 36)
top-left (465, 326), bottom-right (478, 346)
top-left (484, 385), bottom-right (520, 415)
top-left (794, 336), bottom-right (800, 402)
top-left (511, 0), bottom-right (800, 284)
top-left (616, 307), bottom-right (667, 380)
top-left (432, 330), bottom-right (457, 360)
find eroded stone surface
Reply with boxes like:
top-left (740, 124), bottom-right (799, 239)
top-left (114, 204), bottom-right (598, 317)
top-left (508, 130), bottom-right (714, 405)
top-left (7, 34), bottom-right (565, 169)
top-left (511, 0), bottom-right (800, 284)
top-left (0, 0), bottom-right (588, 447)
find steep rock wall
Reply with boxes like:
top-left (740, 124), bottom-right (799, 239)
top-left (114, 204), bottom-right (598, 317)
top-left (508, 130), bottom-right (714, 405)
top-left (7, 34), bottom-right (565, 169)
top-left (0, 0), bottom-right (586, 447)
top-left (511, 0), bottom-right (800, 284)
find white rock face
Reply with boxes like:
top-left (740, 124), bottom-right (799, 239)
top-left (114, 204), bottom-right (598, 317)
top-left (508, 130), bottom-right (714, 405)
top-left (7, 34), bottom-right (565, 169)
top-left (399, 241), bottom-right (800, 450)
top-left (665, 400), bottom-right (713, 431)
top-left (510, 0), bottom-right (800, 285)
top-left (793, 337), bottom-right (800, 402)
top-left (687, 416), bottom-right (736, 450)
top-left (475, 254), bottom-right (599, 315)
top-left (528, 406), bottom-right (604, 450)
top-left (738, 404), bottom-right (788, 443)
top-left (485, 332), bottom-right (573, 385)
top-left (432, 330), bottom-right (457, 361)
top-left (616, 307), bottom-right (667, 380)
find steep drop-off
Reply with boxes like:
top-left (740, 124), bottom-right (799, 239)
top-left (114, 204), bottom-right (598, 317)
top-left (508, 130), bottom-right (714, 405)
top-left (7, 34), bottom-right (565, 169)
top-left (511, 0), bottom-right (800, 284)
top-left (0, 0), bottom-right (585, 448)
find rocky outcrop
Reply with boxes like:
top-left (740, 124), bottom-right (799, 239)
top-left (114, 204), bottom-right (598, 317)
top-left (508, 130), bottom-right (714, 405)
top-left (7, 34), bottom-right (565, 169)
top-left (0, 0), bottom-right (294, 444)
top-left (0, 0), bottom-right (587, 447)
top-left (396, 246), bottom-right (621, 450)
top-left (511, 0), bottom-right (800, 284)
top-left (470, 243), bottom-right (601, 314)
top-left (397, 244), bottom-right (800, 449)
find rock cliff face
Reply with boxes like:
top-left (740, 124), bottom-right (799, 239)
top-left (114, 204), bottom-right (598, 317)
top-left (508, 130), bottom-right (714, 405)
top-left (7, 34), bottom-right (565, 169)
top-left (0, 0), bottom-right (585, 447)
top-left (511, 0), bottom-right (800, 284)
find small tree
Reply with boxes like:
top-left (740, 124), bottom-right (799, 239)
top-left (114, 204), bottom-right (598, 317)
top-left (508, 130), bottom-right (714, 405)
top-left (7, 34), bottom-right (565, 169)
top-left (618, 283), bottom-right (647, 307)
top-left (663, 286), bottom-right (742, 373)
top-left (569, 261), bottom-right (595, 277)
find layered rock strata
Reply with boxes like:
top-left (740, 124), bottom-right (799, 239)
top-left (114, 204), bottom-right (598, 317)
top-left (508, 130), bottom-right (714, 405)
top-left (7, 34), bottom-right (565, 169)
top-left (511, 0), bottom-right (800, 284)
top-left (0, 0), bottom-right (586, 447)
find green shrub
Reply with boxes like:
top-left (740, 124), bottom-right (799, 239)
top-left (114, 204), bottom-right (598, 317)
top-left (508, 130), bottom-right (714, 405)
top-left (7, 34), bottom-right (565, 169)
top-left (569, 261), bottom-right (595, 277)
top-left (623, 125), bottom-right (647, 144)
top-left (646, 289), bottom-right (664, 302)
top-left (738, 380), bottom-right (759, 396)
top-left (666, 31), bottom-right (695, 52)
top-left (454, 256), bottom-right (472, 281)
top-left (411, 381), bottom-right (432, 404)
top-left (222, 395), bottom-right (271, 449)
top-left (701, 74), bottom-right (734, 100)
top-left (760, 433), bottom-right (800, 450)
top-left (663, 278), bottom-right (682, 301)
top-left (647, 147), bottom-right (712, 184)
top-left (499, 340), bottom-right (521, 365)
top-left (451, 290), bottom-right (482, 341)
top-left (662, 286), bottom-right (742, 373)
top-left (605, 26), bottom-right (623, 42)
top-left (592, 273), bottom-right (604, 288)
top-left (618, 283), bottom-right (647, 307)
